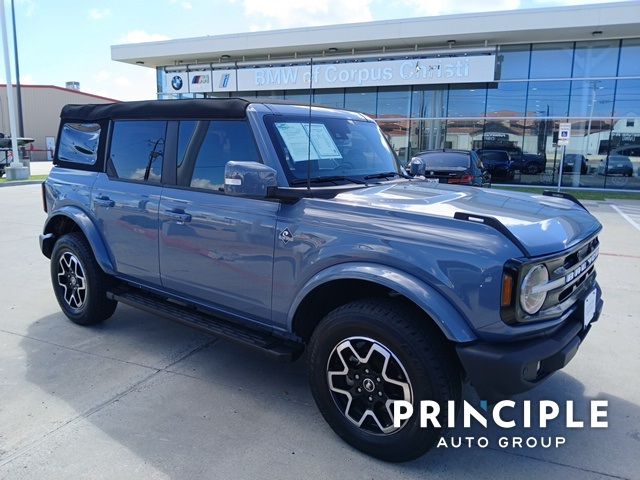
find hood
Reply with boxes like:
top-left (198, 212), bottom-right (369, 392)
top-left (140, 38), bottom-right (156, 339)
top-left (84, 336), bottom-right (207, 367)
top-left (333, 181), bottom-right (601, 257)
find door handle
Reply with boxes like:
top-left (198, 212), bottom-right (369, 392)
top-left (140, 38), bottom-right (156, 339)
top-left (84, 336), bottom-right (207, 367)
top-left (94, 196), bottom-right (115, 208)
top-left (165, 210), bottom-right (192, 224)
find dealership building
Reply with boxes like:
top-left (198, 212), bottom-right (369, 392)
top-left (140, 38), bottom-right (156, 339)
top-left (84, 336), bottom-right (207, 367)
top-left (112, 1), bottom-right (640, 190)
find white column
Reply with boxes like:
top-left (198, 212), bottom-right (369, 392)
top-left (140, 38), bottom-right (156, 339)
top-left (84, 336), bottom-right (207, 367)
top-left (0, 0), bottom-right (28, 179)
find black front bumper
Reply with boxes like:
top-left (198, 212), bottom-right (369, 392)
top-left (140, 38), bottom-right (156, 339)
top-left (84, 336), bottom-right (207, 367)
top-left (456, 296), bottom-right (603, 401)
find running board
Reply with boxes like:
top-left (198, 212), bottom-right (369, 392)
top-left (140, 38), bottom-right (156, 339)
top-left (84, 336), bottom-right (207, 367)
top-left (107, 290), bottom-right (303, 361)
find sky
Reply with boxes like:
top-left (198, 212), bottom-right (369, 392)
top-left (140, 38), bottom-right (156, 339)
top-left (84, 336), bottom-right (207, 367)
top-left (0, 0), bottom-right (633, 101)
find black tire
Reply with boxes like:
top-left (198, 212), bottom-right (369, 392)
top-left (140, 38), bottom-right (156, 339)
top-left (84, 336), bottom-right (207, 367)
top-left (50, 232), bottom-right (117, 325)
top-left (307, 298), bottom-right (461, 462)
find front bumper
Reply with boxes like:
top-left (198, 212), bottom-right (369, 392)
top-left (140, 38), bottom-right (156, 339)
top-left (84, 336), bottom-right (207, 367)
top-left (456, 292), bottom-right (603, 401)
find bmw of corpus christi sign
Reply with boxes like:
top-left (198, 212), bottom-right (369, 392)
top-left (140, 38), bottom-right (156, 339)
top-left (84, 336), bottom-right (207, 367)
top-left (164, 54), bottom-right (496, 94)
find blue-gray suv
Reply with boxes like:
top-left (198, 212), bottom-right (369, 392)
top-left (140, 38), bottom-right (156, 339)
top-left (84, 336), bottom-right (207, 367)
top-left (40, 99), bottom-right (603, 461)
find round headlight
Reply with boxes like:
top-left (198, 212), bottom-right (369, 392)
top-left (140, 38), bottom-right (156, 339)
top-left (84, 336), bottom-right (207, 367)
top-left (520, 264), bottom-right (549, 315)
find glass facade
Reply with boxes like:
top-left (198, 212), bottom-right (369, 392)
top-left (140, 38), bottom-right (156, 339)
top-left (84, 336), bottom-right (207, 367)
top-left (169, 38), bottom-right (640, 190)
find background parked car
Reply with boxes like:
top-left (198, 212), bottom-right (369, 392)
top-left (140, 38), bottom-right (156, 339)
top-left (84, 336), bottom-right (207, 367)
top-left (479, 146), bottom-right (545, 174)
top-left (410, 149), bottom-right (490, 186)
top-left (562, 153), bottom-right (589, 174)
top-left (475, 149), bottom-right (515, 181)
top-left (597, 155), bottom-right (634, 176)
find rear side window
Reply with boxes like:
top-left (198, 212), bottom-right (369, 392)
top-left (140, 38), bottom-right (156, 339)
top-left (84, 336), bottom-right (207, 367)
top-left (108, 121), bottom-right (167, 182)
top-left (58, 123), bottom-right (101, 165)
top-left (176, 120), bottom-right (259, 191)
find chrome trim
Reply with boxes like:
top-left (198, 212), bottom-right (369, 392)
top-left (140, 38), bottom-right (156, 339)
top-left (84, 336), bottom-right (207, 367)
top-left (531, 247), bottom-right (599, 295)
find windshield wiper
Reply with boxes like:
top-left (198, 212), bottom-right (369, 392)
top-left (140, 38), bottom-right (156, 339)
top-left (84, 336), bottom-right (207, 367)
top-left (363, 171), bottom-right (405, 180)
top-left (290, 175), bottom-right (368, 186)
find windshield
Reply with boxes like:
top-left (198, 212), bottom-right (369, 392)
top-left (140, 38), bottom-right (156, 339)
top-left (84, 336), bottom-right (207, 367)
top-left (418, 152), bottom-right (470, 169)
top-left (265, 115), bottom-right (401, 185)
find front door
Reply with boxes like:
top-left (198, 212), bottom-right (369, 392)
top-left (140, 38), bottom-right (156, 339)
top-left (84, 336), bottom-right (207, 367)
top-left (92, 120), bottom-right (167, 286)
top-left (159, 119), bottom-right (278, 324)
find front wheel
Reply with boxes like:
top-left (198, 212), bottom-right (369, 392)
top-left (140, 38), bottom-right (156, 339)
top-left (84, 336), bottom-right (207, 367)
top-left (51, 232), bottom-right (117, 325)
top-left (307, 298), bottom-right (461, 462)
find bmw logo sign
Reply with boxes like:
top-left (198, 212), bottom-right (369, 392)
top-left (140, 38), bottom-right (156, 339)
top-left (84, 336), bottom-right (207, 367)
top-left (171, 75), bottom-right (183, 91)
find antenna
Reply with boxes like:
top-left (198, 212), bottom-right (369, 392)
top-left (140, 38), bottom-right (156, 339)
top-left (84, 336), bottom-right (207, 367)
top-left (307, 57), bottom-right (313, 190)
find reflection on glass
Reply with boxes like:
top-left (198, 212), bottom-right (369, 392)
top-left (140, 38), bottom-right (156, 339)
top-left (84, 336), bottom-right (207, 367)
top-left (618, 39), bottom-right (640, 77)
top-left (572, 40), bottom-right (619, 78)
top-left (408, 119), bottom-right (446, 155)
top-left (530, 42), bottom-right (574, 79)
top-left (498, 45), bottom-right (531, 80)
top-left (377, 120), bottom-right (411, 163)
top-left (569, 80), bottom-right (615, 117)
top-left (613, 79), bottom-right (640, 118)
top-left (447, 84), bottom-right (487, 117)
top-left (344, 87), bottom-right (376, 116)
top-left (411, 86), bottom-right (447, 118)
top-left (486, 82), bottom-right (527, 117)
top-left (377, 87), bottom-right (411, 119)
top-left (313, 88), bottom-right (345, 109)
top-left (608, 117), bottom-right (640, 189)
top-left (526, 81), bottom-right (570, 117)
top-left (560, 119), bottom-right (610, 189)
top-left (285, 89), bottom-right (313, 103)
top-left (256, 90), bottom-right (285, 99)
top-left (444, 119), bottom-right (484, 150)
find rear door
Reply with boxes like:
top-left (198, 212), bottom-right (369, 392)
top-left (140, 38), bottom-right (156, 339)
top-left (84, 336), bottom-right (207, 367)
top-left (158, 119), bottom-right (278, 325)
top-left (92, 120), bottom-right (166, 286)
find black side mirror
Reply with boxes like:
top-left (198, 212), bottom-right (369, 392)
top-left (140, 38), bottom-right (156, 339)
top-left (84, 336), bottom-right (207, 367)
top-left (224, 161), bottom-right (278, 198)
top-left (408, 157), bottom-right (425, 176)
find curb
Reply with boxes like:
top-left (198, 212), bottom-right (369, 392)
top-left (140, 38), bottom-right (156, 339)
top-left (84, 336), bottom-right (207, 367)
top-left (0, 180), bottom-right (44, 188)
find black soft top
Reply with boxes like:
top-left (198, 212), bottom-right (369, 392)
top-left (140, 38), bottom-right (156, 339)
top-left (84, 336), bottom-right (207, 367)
top-left (60, 98), bottom-right (251, 121)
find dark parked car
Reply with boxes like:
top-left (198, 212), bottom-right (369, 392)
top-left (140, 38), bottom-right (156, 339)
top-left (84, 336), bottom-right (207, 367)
top-left (475, 149), bottom-right (515, 181)
top-left (597, 155), bottom-right (634, 176)
top-left (562, 154), bottom-right (589, 174)
top-left (480, 146), bottom-right (545, 174)
top-left (40, 99), bottom-right (603, 462)
top-left (410, 149), bottom-right (490, 187)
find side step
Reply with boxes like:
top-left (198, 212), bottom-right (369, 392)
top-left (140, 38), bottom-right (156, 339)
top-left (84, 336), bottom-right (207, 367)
top-left (107, 290), bottom-right (303, 361)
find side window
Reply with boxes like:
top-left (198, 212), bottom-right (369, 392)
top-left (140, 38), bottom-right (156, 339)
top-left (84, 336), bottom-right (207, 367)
top-left (108, 121), bottom-right (166, 182)
top-left (177, 120), bottom-right (259, 192)
top-left (58, 123), bottom-right (101, 164)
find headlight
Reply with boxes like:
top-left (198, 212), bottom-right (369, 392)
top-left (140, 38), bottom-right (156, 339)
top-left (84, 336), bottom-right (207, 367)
top-left (520, 264), bottom-right (549, 315)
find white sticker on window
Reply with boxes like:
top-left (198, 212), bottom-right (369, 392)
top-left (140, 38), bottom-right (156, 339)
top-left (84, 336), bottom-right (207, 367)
top-left (275, 122), bottom-right (342, 163)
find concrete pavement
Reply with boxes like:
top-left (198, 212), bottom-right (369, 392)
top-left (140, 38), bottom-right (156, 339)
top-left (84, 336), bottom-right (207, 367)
top-left (0, 185), bottom-right (638, 479)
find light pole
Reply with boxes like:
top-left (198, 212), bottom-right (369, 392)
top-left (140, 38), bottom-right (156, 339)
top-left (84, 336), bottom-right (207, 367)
top-left (0, 0), bottom-right (28, 179)
top-left (11, 0), bottom-right (23, 137)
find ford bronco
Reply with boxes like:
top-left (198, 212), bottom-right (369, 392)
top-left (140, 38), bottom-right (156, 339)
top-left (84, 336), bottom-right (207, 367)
top-left (40, 99), bottom-right (603, 461)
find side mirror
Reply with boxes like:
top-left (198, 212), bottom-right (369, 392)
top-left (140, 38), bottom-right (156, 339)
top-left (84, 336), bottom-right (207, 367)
top-left (408, 156), bottom-right (425, 176)
top-left (224, 161), bottom-right (278, 198)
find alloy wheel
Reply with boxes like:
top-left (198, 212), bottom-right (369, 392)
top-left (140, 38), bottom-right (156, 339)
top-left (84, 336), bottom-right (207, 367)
top-left (326, 336), bottom-right (413, 435)
top-left (57, 252), bottom-right (87, 310)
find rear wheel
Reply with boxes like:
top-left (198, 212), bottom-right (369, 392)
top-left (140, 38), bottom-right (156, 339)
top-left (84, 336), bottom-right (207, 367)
top-left (307, 298), bottom-right (461, 462)
top-left (51, 232), bottom-right (117, 325)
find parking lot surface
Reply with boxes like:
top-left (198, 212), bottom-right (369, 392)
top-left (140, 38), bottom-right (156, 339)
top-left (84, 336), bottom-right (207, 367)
top-left (0, 184), bottom-right (638, 479)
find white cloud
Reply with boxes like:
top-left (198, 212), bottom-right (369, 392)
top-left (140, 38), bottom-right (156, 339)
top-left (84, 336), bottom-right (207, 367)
top-left (169, 0), bottom-right (194, 9)
top-left (118, 30), bottom-right (171, 44)
top-left (88, 8), bottom-right (111, 20)
top-left (85, 65), bottom-right (157, 101)
top-left (398, 0), bottom-right (521, 16)
top-left (239, 0), bottom-right (373, 29)
top-left (20, 73), bottom-right (35, 84)
top-left (16, 0), bottom-right (35, 17)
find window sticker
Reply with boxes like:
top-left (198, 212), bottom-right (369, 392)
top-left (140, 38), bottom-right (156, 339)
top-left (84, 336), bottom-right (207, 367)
top-left (275, 122), bottom-right (343, 162)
